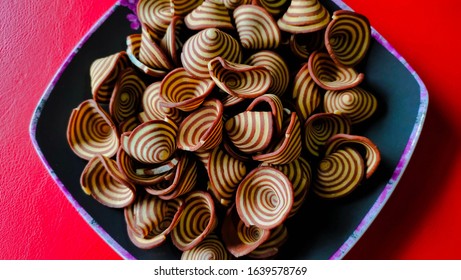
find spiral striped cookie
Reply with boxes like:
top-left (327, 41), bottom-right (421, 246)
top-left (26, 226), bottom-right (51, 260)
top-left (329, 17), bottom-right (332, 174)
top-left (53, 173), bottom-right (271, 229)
top-left (244, 50), bottom-right (289, 97)
top-left (308, 51), bottom-right (364, 90)
top-left (325, 10), bottom-right (371, 67)
top-left (137, 0), bottom-right (172, 40)
top-left (80, 154), bottom-right (135, 208)
top-left (171, 0), bottom-right (203, 17)
top-left (181, 234), bottom-right (231, 260)
top-left (233, 5), bottom-right (281, 50)
top-left (292, 63), bottom-right (322, 123)
top-left (171, 191), bottom-right (217, 251)
top-left (109, 68), bottom-right (145, 124)
top-left (324, 86), bottom-right (378, 124)
top-left (248, 224), bottom-right (288, 259)
top-left (90, 51), bottom-right (129, 103)
top-left (67, 99), bottom-right (119, 160)
top-left (181, 28), bottom-right (242, 79)
top-left (246, 94), bottom-right (284, 135)
top-left (267, 156), bottom-right (311, 218)
top-left (236, 167), bottom-right (293, 230)
top-left (221, 205), bottom-right (270, 258)
top-left (125, 192), bottom-right (184, 249)
top-left (325, 133), bottom-right (381, 179)
top-left (185, 0), bottom-right (234, 30)
top-left (208, 57), bottom-right (272, 99)
top-left (121, 119), bottom-right (177, 165)
top-left (313, 146), bottom-right (365, 199)
top-left (253, 111), bottom-right (302, 165)
top-left (225, 111), bottom-right (274, 154)
top-left (141, 81), bottom-right (183, 125)
top-left (253, 0), bottom-right (290, 17)
top-left (303, 112), bottom-right (351, 157)
top-left (118, 116), bottom-right (140, 134)
top-left (159, 68), bottom-right (215, 112)
top-left (277, 0), bottom-right (330, 34)
top-left (126, 33), bottom-right (170, 78)
top-left (177, 98), bottom-right (223, 152)
top-left (207, 146), bottom-right (247, 206)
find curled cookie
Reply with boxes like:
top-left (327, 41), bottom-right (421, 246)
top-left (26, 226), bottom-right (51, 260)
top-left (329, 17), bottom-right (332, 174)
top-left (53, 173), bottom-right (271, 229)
top-left (171, 191), bottom-right (217, 251)
top-left (291, 63), bottom-right (322, 123)
top-left (221, 205), bottom-right (270, 258)
top-left (325, 133), bottom-right (381, 179)
top-left (246, 94), bottom-right (284, 135)
top-left (185, 0), bottom-right (234, 30)
top-left (159, 16), bottom-right (184, 66)
top-left (90, 51), bottom-right (129, 103)
top-left (80, 154), bottom-right (135, 208)
top-left (308, 51), bottom-right (364, 90)
top-left (225, 111), bottom-right (274, 154)
top-left (325, 10), bottom-right (371, 67)
top-left (67, 99), bottom-right (119, 160)
top-left (181, 28), bottom-right (242, 79)
top-left (177, 98), bottom-right (223, 151)
top-left (159, 67), bottom-right (215, 112)
top-left (236, 167), bottom-right (293, 230)
top-left (120, 119), bottom-right (177, 165)
top-left (109, 68), bottom-right (145, 124)
top-left (324, 86), bottom-right (378, 124)
top-left (245, 50), bottom-right (289, 97)
top-left (124, 192), bottom-right (184, 249)
top-left (303, 112), bottom-right (351, 157)
top-left (313, 146), bottom-right (365, 199)
top-left (207, 146), bottom-right (247, 207)
top-left (209, 57), bottom-right (272, 99)
top-left (181, 234), bottom-right (231, 260)
top-left (278, 0), bottom-right (330, 34)
top-left (233, 4), bottom-right (281, 50)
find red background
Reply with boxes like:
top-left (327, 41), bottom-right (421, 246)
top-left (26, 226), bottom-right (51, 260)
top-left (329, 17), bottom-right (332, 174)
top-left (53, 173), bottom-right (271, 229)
top-left (1, 0), bottom-right (460, 259)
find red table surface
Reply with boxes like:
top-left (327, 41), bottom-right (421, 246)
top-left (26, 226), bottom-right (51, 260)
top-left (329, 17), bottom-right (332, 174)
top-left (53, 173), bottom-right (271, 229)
top-left (1, 0), bottom-right (460, 260)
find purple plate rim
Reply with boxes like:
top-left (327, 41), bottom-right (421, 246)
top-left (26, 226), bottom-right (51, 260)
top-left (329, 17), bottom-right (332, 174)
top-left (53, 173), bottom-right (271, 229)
top-left (29, 0), bottom-right (429, 260)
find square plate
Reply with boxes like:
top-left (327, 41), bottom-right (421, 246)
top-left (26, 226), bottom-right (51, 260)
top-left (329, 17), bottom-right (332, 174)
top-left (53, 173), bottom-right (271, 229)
top-left (30, 0), bottom-right (428, 260)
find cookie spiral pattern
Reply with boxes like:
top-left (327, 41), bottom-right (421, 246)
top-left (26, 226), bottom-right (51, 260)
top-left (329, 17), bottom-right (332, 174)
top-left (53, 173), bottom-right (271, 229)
top-left (126, 33), bottom-right (170, 77)
top-left (121, 119), bottom-right (177, 164)
top-left (181, 234), bottom-right (231, 260)
top-left (185, 0), bottom-right (234, 30)
top-left (324, 86), bottom-right (377, 124)
top-left (246, 94), bottom-right (284, 135)
top-left (137, 0), bottom-right (172, 40)
top-left (245, 51), bottom-right (289, 97)
top-left (208, 56), bottom-right (272, 99)
top-left (325, 133), bottom-right (381, 179)
top-left (159, 67), bottom-right (215, 112)
top-left (225, 111), bottom-right (274, 154)
top-left (303, 112), bottom-right (351, 157)
top-left (80, 155), bottom-right (135, 208)
top-left (292, 63), bottom-right (322, 122)
top-left (181, 28), bottom-right (242, 79)
top-left (248, 224), bottom-right (288, 259)
top-left (233, 5), bottom-right (281, 50)
top-left (171, 191), bottom-right (217, 251)
top-left (254, 0), bottom-right (290, 17)
top-left (171, 0), bottom-right (202, 17)
top-left (207, 146), bottom-right (247, 206)
top-left (90, 51), bottom-right (129, 103)
top-left (236, 167), bottom-right (293, 230)
top-left (308, 51), bottom-right (364, 90)
top-left (224, 0), bottom-right (251, 10)
top-left (109, 68), bottom-right (145, 124)
top-left (325, 10), bottom-right (371, 67)
top-left (277, 0), bottom-right (330, 34)
top-left (67, 99), bottom-right (119, 160)
top-left (141, 81), bottom-right (183, 124)
top-left (313, 147), bottom-right (365, 199)
top-left (177, 98), bottom-right (223, 151)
